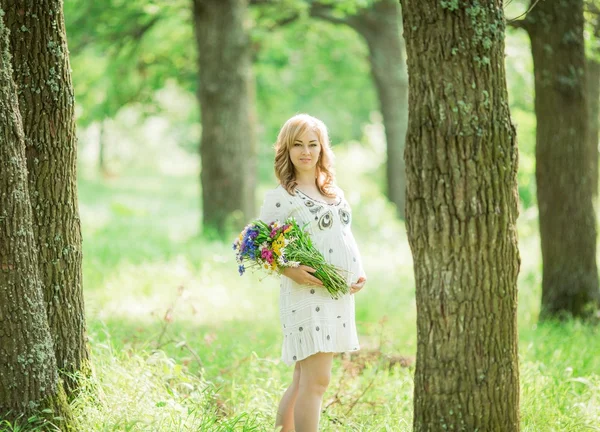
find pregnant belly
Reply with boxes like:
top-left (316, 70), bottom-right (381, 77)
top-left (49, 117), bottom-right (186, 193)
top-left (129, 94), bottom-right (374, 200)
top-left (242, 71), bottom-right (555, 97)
top-left (313, 237), bottom-right (361, 285)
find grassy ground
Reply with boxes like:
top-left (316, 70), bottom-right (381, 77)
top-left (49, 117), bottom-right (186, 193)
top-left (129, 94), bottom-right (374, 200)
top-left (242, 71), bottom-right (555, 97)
top-left (12, 148), bottom-right (600, 431)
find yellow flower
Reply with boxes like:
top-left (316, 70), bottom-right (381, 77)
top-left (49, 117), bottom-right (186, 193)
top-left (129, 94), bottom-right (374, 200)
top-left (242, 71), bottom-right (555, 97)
top-left (271, 234), bottom-right (286, 257)
top-left (284, 226), bottom-right (292, 234)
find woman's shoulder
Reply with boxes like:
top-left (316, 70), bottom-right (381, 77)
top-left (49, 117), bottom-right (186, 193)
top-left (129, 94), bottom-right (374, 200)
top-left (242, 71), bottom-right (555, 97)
top-left (259, 185), bottom-right (296, 221)
top-left (330, 184), bottom-right (345, 199)
top-left (265, 184), bottom-right (295, 200)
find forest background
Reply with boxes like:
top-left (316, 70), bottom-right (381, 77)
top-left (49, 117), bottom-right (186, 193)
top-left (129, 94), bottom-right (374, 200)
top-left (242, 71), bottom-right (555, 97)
top-left (2, 0), bottom-right (600, 430)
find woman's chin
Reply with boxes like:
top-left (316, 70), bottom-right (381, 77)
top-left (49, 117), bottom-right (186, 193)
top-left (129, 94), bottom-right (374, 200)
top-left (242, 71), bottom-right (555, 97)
top-left (294, 164), bottom-right (316, 172)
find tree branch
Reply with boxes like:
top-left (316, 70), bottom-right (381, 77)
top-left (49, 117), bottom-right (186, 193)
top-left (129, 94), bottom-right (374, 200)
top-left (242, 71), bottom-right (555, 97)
top-left (267, 14), bottom-right (299, 30)
top-left (108, 15), bottom-right (162, 46)
top-left (308, 0), bottom-right (396, 39)
top-left (249, 0), bottom-right (375, 34)
top-left (506, 0), bottom-right (542, 30)
top-left (506, 18), bottom-right (529, 31)
top-left (585, 0), bottom-right (600, 15)
top-left (250, 0), bottom-right (301, 30)
top-left (309, 3), bottom-right (351, 27)
top-left (70, 14), bottom-right (162, 55)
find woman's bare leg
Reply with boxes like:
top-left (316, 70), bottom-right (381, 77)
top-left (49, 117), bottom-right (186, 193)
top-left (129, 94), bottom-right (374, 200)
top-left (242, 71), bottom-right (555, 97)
top-left (275, 362), bottom-right (302, 432)
top-left (293, 352), bottom-right (334, 432)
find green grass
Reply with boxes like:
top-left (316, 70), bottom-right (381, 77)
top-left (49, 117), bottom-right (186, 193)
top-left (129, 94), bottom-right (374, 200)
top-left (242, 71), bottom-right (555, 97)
top-left (13, 146), bottom-right (599, 431)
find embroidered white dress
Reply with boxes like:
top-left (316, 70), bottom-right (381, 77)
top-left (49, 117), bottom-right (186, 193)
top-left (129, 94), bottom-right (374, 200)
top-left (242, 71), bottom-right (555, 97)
top-left (259, 185), bottom-right (364, 365)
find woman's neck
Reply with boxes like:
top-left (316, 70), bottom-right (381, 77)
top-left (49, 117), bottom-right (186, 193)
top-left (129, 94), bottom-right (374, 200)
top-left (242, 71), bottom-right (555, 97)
top-left (294, 170), bottom-right (317, 188)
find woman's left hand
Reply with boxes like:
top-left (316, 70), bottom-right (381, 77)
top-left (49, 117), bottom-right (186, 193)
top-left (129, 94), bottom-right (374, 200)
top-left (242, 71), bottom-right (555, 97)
top-left (350, 276), bottom-right (367, 294)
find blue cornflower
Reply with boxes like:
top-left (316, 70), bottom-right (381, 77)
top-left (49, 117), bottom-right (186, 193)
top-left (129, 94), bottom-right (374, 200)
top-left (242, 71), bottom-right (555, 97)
top-left (243, 237), bottom-right (256, 253)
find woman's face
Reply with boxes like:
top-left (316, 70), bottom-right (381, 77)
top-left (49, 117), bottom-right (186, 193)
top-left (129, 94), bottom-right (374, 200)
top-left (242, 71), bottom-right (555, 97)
top-left (289, 129), bottom-right (321, 174)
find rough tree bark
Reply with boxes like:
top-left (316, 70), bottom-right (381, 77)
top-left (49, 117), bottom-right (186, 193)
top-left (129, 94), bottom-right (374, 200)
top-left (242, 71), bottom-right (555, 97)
top-left (310, 0), bottom-right (409, 218)
top-left (192, 0), bottom-right (256, 235)
top-left (587, 57), bottom-right (599, 199)
top-left (1, 0), bottom-right (89, 391)
top-left (518, 0), bottom-right (600, 318)
top-left (587, 6), bottom-right (600, 200)
top-left (0, 12), bottom-right (73, 429)
top-left (400, 1), bottom-right (520, 430)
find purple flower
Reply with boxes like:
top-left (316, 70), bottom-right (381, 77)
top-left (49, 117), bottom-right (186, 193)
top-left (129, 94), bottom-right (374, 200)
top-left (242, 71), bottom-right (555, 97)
top-left (240, 234), bottom-right (258, 260)
top-left (238, 265), bottom-right (245, 276)
top-left (245, 225), bottom-right (259, 240)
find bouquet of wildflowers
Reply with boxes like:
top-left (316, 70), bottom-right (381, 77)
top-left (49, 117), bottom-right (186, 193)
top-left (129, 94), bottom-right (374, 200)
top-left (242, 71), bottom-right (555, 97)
top-left (233, 218), bottom-right (349, 298)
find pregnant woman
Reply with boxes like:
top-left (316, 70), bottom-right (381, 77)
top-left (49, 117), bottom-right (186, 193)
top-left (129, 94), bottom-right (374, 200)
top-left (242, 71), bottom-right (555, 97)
top-left (259, 114), bottom-right (367, 432)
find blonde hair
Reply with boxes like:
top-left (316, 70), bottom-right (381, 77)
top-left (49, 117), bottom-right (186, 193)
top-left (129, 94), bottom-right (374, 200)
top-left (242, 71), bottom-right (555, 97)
top-left (274, 114), bottom-right (336, 197)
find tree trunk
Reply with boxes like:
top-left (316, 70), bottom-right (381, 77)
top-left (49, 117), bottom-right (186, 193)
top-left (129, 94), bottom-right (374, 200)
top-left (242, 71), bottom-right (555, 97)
top-left (192, 0), bottom-right (256, 235)
top-left (587, 57), bottom-right (599, 200)
top-left (400, 1), bottom-right (520, 430)
top-left (2, 0), bottom-right (89, 392)
top-left (356, 1), bottom-right (408, 219)
top-left (310, 0), bottom-right (409, 218)
top-left (524, 0), bottom-right (600, 318)
top-left (586, 8), bottom-right (600, 201)
top-left (0, 13), bottom-right (73, 429)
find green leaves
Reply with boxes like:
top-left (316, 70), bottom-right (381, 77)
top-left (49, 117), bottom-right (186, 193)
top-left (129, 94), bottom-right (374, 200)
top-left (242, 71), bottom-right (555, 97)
top-left (65, 0), bottom-right (194, 125)
top-left (65, 0), bottom-right (377, 139)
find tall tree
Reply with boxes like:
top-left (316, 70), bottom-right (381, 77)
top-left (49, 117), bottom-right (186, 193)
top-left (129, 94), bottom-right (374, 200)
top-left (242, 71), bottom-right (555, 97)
top-left (192, 0), bottom-right (256, 235)
top-left (2, 0), bottom-right (89, 391)
top-left (0, 11), bottom-right (73, 428)
top-left (587, 56), bottom-right (600, 199)
top-left (400, 1), bottom-right (520, 430)
top-left (586, 1), bottom-right (600, 200)
top-left (514, 0), bottom-right (600, 318)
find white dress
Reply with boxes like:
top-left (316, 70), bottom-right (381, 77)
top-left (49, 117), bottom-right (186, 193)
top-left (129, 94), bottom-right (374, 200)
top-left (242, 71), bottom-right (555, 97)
top-left (259, 184), bottom-right (364, 365)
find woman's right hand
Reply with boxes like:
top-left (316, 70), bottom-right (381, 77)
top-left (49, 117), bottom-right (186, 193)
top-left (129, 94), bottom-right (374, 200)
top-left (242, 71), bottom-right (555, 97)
top-left (282, 265), bottom-right (324, 287)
